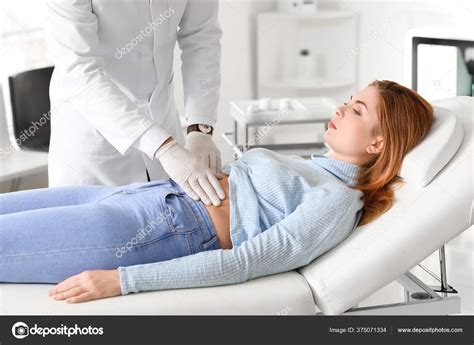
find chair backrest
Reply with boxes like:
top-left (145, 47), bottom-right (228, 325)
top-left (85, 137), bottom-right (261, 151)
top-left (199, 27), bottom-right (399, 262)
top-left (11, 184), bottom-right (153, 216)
top-left (8, 66), bottom-right (54, 152)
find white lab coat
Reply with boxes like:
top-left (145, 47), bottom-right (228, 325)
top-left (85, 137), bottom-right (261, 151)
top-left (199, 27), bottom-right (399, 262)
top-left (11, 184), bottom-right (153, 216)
top-left (43, 0), bottom-right (221, 186)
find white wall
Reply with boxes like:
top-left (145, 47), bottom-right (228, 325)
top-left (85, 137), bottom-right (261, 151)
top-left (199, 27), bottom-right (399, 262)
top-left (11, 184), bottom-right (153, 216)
top-left (173, 0), bottom-right (277, 160)
top-left (318, 0), bottom-right (474, 90)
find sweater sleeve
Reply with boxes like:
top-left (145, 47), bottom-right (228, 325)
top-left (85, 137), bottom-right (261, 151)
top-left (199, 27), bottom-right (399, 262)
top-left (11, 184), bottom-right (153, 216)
top-left (118, 185), bottom-right (358, 294)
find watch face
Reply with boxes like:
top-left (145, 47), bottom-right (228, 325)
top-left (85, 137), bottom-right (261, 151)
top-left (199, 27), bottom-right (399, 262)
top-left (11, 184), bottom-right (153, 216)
top-left (198, 124), bottom-right (211, 133)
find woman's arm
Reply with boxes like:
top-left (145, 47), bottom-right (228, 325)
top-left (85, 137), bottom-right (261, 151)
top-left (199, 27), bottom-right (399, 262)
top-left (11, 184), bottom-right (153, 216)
top-left (49, 270), bottom-right (121, 303)
top-left (50, 184), bottom-right (361, 303)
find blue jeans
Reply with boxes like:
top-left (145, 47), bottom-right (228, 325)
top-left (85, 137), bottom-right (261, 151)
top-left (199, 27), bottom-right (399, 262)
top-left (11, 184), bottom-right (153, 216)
top-left (0, 178), bottom-right (220, 283)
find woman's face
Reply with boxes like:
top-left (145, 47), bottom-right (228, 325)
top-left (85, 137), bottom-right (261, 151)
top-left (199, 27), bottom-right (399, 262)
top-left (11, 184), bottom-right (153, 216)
top-left (324, 85), bottom-right (384, 165)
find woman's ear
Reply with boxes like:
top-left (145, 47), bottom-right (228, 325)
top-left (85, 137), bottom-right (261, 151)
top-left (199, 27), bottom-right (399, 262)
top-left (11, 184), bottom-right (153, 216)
top-left (367, 137), bottom-right (384, 154)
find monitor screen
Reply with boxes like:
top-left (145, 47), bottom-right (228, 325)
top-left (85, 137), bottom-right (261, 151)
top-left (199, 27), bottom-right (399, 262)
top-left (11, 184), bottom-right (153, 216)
top-left (412, 37), bottom-right (474, 101)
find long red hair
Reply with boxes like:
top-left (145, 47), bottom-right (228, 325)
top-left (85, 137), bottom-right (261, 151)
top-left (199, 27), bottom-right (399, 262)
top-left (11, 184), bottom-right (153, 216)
top-left (350, 80), bottom-right (434, 226)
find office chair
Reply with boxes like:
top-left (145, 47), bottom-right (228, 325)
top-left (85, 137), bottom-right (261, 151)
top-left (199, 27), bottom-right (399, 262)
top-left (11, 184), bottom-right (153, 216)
top-left (8, 66), bottom-right (54, 152)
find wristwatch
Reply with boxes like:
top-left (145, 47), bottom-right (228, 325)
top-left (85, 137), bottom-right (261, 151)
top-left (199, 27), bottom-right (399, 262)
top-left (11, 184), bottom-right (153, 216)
top-left (187, 124), bottom-right (214, 136)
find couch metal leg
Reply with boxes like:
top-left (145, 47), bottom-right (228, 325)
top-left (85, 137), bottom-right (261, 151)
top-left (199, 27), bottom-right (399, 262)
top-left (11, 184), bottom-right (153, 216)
top-left (418, 246), bottom-right (458, 295)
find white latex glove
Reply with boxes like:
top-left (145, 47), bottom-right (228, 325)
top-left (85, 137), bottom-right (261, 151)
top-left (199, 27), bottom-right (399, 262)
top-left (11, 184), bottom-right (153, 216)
top-left (155, 139), bottom-right (225, 206)
top-left (184, 131), bottom-right (222, 174)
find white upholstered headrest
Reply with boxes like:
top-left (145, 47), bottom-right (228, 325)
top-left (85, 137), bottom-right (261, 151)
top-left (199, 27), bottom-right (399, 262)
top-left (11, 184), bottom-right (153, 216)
top-left (321, 105), bottom-right (464, 187)
top-left (400, 105), bottom-right (464, 187)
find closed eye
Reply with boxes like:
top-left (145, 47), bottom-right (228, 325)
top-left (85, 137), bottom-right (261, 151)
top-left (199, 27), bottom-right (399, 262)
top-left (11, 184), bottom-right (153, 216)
top-left (344, 98), bottom-right (361, 115)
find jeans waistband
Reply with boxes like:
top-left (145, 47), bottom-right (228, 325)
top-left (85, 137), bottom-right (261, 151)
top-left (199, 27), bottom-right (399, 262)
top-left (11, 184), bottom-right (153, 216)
top-left (169, 179), bottom-right (218, 244)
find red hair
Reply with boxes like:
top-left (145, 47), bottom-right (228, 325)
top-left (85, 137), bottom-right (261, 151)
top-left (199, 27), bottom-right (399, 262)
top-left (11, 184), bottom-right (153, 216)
top-left (350, 80), bottom-right (434, 226)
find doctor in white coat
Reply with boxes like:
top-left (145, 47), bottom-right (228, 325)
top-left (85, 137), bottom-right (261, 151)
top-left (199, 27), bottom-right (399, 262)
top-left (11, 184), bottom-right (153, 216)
top-left (43, 0), bottom-right (225, 206)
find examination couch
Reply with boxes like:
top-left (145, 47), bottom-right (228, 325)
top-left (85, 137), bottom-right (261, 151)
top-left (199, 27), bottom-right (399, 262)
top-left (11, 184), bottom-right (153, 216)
top-left (0, 96), bottom-right (472, 315)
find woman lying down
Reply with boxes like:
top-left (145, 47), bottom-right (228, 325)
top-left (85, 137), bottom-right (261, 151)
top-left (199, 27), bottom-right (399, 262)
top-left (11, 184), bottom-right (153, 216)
top-left (0, 80), bottom-right (433, 303)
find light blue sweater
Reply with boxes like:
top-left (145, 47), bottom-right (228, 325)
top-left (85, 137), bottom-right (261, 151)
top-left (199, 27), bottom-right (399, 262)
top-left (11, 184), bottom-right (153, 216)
top-left (118, 148), bottom-right (364, 295)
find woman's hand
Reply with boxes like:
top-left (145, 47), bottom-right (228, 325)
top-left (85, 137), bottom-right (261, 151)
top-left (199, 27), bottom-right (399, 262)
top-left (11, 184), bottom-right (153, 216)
top-left (48, 270), bottom-right (121, 303)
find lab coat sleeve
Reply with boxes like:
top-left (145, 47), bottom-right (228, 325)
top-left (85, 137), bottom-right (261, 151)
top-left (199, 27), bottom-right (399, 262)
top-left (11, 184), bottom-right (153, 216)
top-left (118, 186), bottom-right (359, 294)
top-left (177, 0), bottom-right (222, 127)
top-left (43, 0), bottom-right (171, 158)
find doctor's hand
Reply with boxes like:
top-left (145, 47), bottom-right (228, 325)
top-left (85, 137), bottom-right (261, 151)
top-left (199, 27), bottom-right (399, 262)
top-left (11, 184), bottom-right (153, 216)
top-left (184, 131), bottom-right (222, 174)
top-left (155, 138), bottom-right (225, 206)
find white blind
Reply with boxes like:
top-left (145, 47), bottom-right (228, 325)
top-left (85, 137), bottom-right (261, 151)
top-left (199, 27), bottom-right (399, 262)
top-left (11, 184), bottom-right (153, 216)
top-left (0, 1), bottom-right (52, 79)
top-left (0, 1), bottom-right (48, 36)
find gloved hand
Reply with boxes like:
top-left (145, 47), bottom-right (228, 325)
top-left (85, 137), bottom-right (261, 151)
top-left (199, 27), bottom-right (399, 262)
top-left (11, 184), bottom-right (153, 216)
top-left (184, 131), bottom-right (222, 174)
top-left (155, 138), bottom-right (225, 206)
